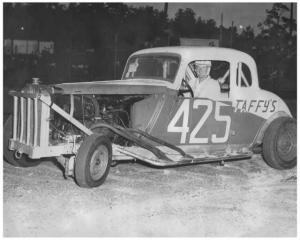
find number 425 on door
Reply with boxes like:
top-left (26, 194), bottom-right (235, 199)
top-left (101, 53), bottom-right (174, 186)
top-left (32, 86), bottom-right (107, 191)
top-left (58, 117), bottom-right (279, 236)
top-left (167, 99), bottom-right (231, 144)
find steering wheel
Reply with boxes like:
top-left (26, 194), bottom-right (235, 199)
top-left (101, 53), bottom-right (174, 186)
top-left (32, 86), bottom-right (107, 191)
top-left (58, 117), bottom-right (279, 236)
top-left (179, 79), bottom-right (194, 98)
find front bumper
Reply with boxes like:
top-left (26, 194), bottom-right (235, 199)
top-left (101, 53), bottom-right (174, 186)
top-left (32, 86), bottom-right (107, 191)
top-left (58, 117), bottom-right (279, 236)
top-left (9, 139), bottom-right (80, 159)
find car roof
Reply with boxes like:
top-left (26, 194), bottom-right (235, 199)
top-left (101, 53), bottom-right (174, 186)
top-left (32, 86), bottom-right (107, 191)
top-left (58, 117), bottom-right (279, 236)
top-left (131, 46), bottom-right (253, 63)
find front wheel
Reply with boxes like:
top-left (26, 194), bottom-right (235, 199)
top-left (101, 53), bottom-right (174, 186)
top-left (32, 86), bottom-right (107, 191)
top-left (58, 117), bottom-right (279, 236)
top-left (74, 134), bottom-right (112, 188)
top-left (262, 117), bottom-right (297, 170)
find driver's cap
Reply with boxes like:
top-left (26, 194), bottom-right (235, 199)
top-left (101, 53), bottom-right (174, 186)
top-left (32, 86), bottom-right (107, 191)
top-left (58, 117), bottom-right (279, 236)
top-left (194, 60), bottom-right (211, 66)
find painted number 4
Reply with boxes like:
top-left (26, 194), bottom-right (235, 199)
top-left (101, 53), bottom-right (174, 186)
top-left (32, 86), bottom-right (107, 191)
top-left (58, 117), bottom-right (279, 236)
top-left (167, 99), bottom-right (231, 144)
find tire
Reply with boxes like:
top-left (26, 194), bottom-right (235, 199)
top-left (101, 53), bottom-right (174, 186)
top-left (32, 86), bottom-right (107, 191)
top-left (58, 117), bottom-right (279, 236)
top-left (75, 134), bottom-right (112, 188)
top-left (262, 117), bottom-right (297, 170)
top-left (3, 115), bottom-right (41, 167)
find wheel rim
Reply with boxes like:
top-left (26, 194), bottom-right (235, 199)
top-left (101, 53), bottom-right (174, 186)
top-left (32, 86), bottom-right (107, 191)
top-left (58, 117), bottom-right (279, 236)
top-left (276, 124), bottom-right (296, 161)
top-left (89, 145), bottom-right (109, 181)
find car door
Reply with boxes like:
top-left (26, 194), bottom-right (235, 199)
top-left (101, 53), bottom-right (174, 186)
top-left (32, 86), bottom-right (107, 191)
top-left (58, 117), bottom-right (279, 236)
top-left (149, 60), bottom-right (233, 154)
top-left (147, 94), bottom-right (232, 155)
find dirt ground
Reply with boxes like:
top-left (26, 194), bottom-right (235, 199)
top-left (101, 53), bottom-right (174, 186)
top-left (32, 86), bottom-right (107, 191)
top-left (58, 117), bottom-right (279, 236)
top-left (3, 155), bottom-right (297, 237)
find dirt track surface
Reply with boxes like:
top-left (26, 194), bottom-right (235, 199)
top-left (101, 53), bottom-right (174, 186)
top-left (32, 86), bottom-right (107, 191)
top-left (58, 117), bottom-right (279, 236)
top-left (3, 155), bottom-right (297, 237)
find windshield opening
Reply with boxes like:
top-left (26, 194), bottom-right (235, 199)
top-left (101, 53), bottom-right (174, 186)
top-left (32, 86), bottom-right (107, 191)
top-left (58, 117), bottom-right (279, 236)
top-left (122, 54), bottom-right (180, 83)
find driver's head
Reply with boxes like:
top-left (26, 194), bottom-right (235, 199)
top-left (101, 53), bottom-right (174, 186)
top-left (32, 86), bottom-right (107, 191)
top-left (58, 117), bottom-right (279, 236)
top-left (194, 61), bottom-right (211, 82)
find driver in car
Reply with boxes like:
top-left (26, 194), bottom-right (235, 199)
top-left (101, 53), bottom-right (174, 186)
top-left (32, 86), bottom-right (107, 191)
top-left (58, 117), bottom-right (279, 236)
top-left (192, 60), bottom-right (221, 98)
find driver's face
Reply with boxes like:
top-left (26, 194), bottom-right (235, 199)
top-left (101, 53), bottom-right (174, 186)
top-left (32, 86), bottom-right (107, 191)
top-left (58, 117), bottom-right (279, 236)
top-left (195, 64), bottom-right (211, 81)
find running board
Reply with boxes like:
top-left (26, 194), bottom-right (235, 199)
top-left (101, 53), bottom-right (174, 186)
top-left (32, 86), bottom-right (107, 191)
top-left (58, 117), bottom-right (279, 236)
top-left (115, 146), bottom-right (253, 167)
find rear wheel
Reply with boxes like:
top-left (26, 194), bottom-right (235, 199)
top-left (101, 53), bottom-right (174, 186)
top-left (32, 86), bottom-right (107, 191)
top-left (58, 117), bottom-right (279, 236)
top-left (3, 115), bottom-right (41, 167)
top-left (75, 134), bottom-right (112, 188)
top-left (262, 117), bottom-right (296, 169)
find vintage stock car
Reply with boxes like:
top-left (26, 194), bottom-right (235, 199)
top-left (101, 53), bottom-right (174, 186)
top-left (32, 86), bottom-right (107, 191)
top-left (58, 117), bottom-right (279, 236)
top-left (4, 47), bottom-right (297, 188)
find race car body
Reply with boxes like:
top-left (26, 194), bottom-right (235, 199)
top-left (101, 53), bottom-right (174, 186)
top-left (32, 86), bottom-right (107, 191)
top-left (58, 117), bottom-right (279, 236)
top-left (4, 47), bottom-right (296, 188)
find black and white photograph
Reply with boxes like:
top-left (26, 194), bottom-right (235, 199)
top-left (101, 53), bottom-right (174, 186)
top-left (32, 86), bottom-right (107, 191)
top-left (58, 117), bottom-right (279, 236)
top-left (3, 1), bottom-right (297, 237)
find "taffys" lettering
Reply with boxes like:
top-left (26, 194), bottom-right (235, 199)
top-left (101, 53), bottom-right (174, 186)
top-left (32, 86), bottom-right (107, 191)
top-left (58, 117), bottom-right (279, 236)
top-left (234, 99), bottom-right (277, 113)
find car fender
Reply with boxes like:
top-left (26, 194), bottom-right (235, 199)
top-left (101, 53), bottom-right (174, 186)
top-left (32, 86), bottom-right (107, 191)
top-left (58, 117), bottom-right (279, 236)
top-left (253, 111), bottom-right (292, 145)
top-left (248, 89), bottom-right (293, 145)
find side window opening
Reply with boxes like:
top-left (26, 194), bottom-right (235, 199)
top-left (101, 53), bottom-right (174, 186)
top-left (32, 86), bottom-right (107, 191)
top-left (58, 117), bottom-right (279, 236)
top-left (183, 60), bottom-right (230, 98)
top-left (237, 62), bottom-right (252, 87)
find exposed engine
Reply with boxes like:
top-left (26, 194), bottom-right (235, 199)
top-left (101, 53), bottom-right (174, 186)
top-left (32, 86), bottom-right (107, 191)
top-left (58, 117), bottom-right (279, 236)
top-left (50, 94), bottom-right (147, 146)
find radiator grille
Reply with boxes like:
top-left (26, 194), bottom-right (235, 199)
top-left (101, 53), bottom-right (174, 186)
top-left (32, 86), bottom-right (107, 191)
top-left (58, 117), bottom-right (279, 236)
top-left (13, 96), bottom-right (47, 147)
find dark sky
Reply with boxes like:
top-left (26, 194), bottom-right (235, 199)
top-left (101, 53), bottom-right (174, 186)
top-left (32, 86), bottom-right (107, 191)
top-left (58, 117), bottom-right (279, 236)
top-left (128, 2), bottom-right (296, 34)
